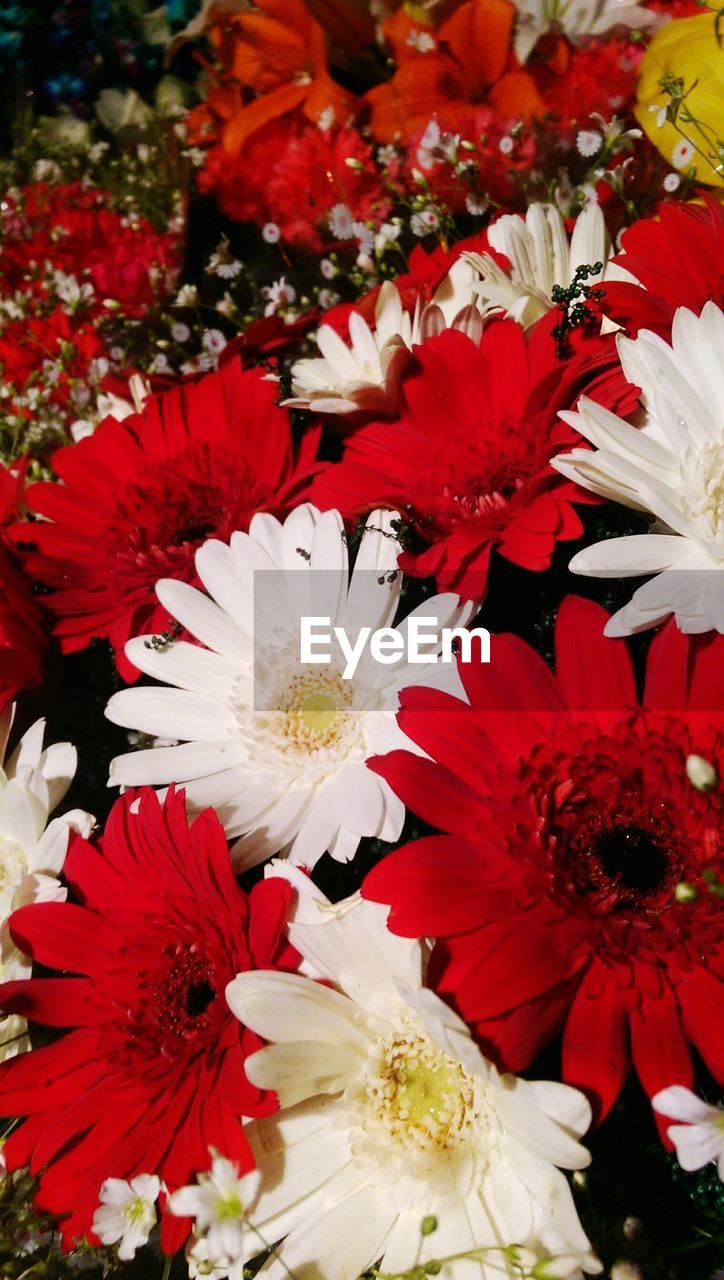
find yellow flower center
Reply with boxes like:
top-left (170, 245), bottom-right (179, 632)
top-left (122, 1196), bottom-right (153, 1228)
top-left (275, 671), bottom-right (355, 753)
top-left (362, 1020), bottom-right (481, 1154)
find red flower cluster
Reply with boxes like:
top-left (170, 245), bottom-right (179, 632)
top-left (0, 182), bottom-right (179, 319)
top-left (197, 114), bottom-right (392, 252)
top-left (313, 314), bottom-right (637, 599)
top-left (364, 598), bottom-right (724, 1120)
top-left (0, 181), bottom-right (181, 449)
top-left (543, 38), bottom-right (643, 131)
top-left (11, 361), bottom-right (324, 678)
top-left (0, 788), bottom-right (298, 1254)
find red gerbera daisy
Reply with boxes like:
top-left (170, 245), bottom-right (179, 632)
top-left (312, 317), bottom-right (637, 599)
top-left (363, 597), bottom-right (724, 1122)
top-left (0, 787), bottom-right (297, 1254)
top-left (599, 194), bottom-right (724, 337)
top-left (0, 462), bottom-right (46, 711)
top-left (10, 360), bottom-right (323, 679)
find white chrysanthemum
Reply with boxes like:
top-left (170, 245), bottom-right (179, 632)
top-left (652, 1087), bottom-right (724, 1181)
top-left (552, 302), bottom-right (724, 636)
top-left (106, 506), bottom-right (475, 869)
top-left (286, 265), bottom-right (485, 415)
top-left (92, 1175), bottom-right (160, 1261)
top-left (0, 709), bottom-right (93, 1059)
top-left (464, 202), bottom-right (611, 329)
top-left (226, 866), bottom-right (602, 1280)
top-left (511, 0), bottom-right (657, 63)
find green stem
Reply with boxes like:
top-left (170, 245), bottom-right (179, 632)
top-left (161, 1252), bottom-right (173, 1280)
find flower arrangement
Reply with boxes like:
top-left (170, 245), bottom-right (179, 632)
top-left (0, 3), bottom-right (722, 1280)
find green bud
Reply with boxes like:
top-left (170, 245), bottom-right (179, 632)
top-left (423, 1262), bottom-right (441, 1275)
top-left (674, 881), bottom-right (698, 903)
top-left (420, 1215), bottom-right (438, 1236)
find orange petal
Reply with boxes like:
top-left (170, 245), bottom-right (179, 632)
top-left (302, 74), bottom-right (358, 128)
top-left (366, 56), bottom-right (463, 143)
top-left (381, 7), bottom-right (439, 64)
top-left (489, 69), bottom-right (547, 120)
top-left (222, 81), bottom-right (308, 155)
top-left (439, 0), bottom-right (515, 96)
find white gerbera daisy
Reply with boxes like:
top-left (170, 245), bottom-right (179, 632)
top-left (226, 865), bottom-right (602, 1280)
top-left (0, 709), bottom-right (94, 1059)
top-left (286, 266), bottom-right (485, 416)
top-left (652, 1086), bottom-right (724, 1181)
top-left (552, 302), bottom-right (724, 636)
top-left (464, 202), bottom-right (611, 329)
top-left (511, 0), bottom-right (657, 64)
top-left (106, 506), bottom-right (475, 870)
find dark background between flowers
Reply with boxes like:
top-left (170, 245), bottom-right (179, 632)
top-left (0, 3), bottom-right (723, 1278)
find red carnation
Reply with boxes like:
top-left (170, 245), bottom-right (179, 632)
top-left (11, 360), bottom-right (323, 679)
top-left (0, 788), bottom-right (298, 1254)
top-left (599, 194), bottom-right (724, 337)
top-left (312, 316), bottom-right (637, 599)
top-left (197, 114), bottom-right (390, 252)
top-left (363, 597), bottom-right (724, 1122)
top-left (543, 38), bottom-right (642, 134)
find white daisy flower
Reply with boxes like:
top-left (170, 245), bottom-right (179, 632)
top-left (328, 203), bottom-right (356, 240)
top-left (106, 506), bottom-right (475, 870)
top-left (287, 264), bottom-right (485, 416)
top-left (0, 709), bottom-right (94, 1059)
top-left (226, 865), bottom-right (602, 1280)
top-left (672, 139), bottom-right (696, 171)
top-left (576, 130), bottom-right (603, 158)
top-left (92, 1175), bottom-right (160, 1260)
top-left (169, 1154), bottom-right (262, 1268)
top-left (652, 1086), bottom-right (724, 1180)
top-left (465, 201), bottom-right (611, 329)
top-left (552, 302), bottom-right (724, 636)
top-left (512, 0), bottom-right (657, 64)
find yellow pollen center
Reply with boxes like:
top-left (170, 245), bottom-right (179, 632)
top-left (299, 691), bottom-right (338, 733)
top-left (275, 671), bottom-right (354, 753)
top-left (396, 1059), bottom-right (457, 1128)
top-left (362, 1021), bottom-right (480, 1154)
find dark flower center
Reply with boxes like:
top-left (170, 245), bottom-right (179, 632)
top-left (174, 521), bottom-right (217, 545)
top-left (148, 940), bottom-right (219, 1055)
top-left (185, 978), bottom-right (216, 1018)
top-left (590, 824), bottom-right (670, 897)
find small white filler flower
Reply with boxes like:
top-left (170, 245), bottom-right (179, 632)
top-left (169, 1153), bottom-right (262, 1276)
top-left (653, 1086), bottom-right (724, 1180)
top-left (92, 1174), bottom-right (161, 1260)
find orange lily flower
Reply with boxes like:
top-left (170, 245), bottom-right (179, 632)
top-left (367, 0), bottom-right (546, 142)
top-left (203, 0), bottom-right (358, 155)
